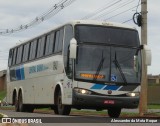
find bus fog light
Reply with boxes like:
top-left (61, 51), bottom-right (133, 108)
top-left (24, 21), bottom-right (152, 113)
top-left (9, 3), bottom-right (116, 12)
top-left (126, 92), bottom-right (139, 97)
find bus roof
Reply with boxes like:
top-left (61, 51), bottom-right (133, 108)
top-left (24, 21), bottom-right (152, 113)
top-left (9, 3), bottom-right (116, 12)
top-left (69, 20), bottom-right (136, 30)
top-left (11, 20), bottom-right (137, 49)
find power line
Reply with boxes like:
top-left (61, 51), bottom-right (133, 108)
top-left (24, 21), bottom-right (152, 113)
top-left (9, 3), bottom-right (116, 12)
top-left (104, 4), bottom-right (141, 21)
top-left (0, 0), bottom-right (76, 35)
top-left (136, 0), bottom-right (141, 12)
top-left (122, 0), bottom-right (141, 24)
top-left (82, 0), bottom-right (122, 19)
top-left (93, 0), bottom-right (135, 20)
top-left (122, 18), bottom-right (132, 23)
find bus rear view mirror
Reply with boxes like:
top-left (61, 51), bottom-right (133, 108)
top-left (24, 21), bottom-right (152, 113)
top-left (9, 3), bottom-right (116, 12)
top-left (144, 45), bottom-right (151, 66)
top-left (70, 38), bottom-right (77, 59)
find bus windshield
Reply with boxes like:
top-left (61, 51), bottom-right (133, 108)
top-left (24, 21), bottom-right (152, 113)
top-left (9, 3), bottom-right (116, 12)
top-left (75, 25), bottom-right (140, 47)
top-left (75, 25), bottom-right (141, 85)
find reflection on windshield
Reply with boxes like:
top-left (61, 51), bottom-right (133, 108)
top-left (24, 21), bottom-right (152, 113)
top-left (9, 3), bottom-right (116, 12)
top-left (75, 25), bottom-right (140, 47)
top-left (75, 45), bottom-right (141, 84)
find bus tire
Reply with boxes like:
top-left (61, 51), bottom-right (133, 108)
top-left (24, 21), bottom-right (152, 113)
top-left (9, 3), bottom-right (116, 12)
top-left (56, 90), bottom-right (71, 115)
top-left (53, 106), bottom-right (59, 114)
top-left (14, 95), bottom-right (19, 112)
top-left (108, 108), bottom-right (121, 118)
top-left (18, 92), bottom-right (25, 112)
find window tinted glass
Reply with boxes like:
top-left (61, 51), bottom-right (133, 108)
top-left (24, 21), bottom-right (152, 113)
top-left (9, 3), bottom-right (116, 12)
top-left (37, 36), bottom-right (46, 58)
top-left (41, 36), bottom-right (46, 55)
top-left (75, 25), bottom-right (139, 47)
top-left (37, 38), bottom-right (42, 58)
top-left (49, 33), bottom-right (55, 54)
top-left (45, 35), bottom-right (50, 55)
top-left (63, 25), bottom-right (73, 78)
top-left (54, 31), bottom-right (60, 53)
top-left (8, 49), bottom-right (13, 66)
top-left (16, 46), bottom-right (23, 64)
top-left (57, 29), bottom-right (64, 52)
top-left (29, 40), bottom-right (37, 60)
top-left (45, 32), bottom-right (55, 55)
top-left (12, 48), bottom-right (17, 65)
top-left (22, 43), bottom-right (30, 62)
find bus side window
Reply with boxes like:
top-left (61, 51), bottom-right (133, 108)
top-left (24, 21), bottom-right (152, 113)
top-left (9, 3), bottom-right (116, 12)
top-left (22, 43), bottom-right (30, 62)
top-left (12, 48), bottom-right (17, 65)
top-left (58, 28), bottom-right (64, 52)
top-left (37, 38), bottom-right (42, 58)
top-left (16, 45), bottom-right (23, 64)
top-left (37, 36), bottom-right (46, 58)
top-left (29, 40), bottom-right (37, 60)
top-left (8, 49), bottom-right (13, 66)
top-left (54, 30), bottom-right (60, 53)
top-left (54, 28), bottom-right (64, 53)
top-left (63, 25), bottom-right (73, 78)
top-left (45, 32), bottom-right (55, 55)
top-left (42, 36), bottom-right (46, 56)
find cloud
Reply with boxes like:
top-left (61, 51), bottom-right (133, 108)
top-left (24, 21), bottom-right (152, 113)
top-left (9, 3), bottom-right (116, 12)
top-left (0, 0), bottom-right (160, 75)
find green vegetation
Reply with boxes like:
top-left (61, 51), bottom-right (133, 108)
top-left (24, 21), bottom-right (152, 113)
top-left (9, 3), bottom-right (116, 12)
top-left (71, 110), bottom-right (136, 116)
top-left (148, 104), bottom-right (160, 109)
top-left (148, 83), bottom-right (160, 86)
top-left (0, 113), bottom-right (3, 118)
top-left (71, 110), bottom-right (106, 116)
top-left (0, 91), bottom-right (6, 100)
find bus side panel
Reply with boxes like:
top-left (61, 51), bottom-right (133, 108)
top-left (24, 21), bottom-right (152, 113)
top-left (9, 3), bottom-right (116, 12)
top-left (23, 55), bottom-right (64, 104)
top-left (62, 76), bottom-right (73, 105)
top-left (6, 69), bottom-right (12, 104)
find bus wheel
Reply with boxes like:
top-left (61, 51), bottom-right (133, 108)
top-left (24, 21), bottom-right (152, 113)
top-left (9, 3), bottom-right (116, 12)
top-left (53, 106), bottom-right (58, 114)
top-left (14, 95), bottom-right (19, 112)
top-left (108, 108), bottom-right (121, 118)
top-left (56, 90), bottom-right (71, 115)
top-left (18, 92), bottom-right (25, 112)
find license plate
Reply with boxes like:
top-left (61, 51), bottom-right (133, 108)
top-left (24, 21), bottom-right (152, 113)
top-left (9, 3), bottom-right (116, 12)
top-left (104, 100), bottom-right (115, 104)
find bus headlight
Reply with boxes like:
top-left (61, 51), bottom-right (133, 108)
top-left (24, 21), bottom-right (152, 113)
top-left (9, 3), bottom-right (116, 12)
top-left (74, 88), bottom-right (92, 95)
top-left (126, 92), bottom-right (139, 97)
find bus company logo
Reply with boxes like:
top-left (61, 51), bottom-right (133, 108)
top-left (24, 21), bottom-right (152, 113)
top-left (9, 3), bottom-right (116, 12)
top-left (2, 118), bottom-right (11, 123)
top-left (2, 118), bottom-right (42, 123)
top-left (108, 90), bottom-right (112, 94)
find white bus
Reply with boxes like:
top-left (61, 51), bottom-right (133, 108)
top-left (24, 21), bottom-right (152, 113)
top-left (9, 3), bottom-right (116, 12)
top-left (6, 20), bottom-right (151, 118)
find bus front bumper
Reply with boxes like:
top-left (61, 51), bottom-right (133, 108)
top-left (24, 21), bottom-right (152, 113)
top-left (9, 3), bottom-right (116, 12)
top-left (72, 90), bottom-right (139, 109)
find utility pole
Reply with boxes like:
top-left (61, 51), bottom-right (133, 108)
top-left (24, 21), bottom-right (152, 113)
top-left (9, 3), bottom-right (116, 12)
top-left (139, 0), bottom-right (148, 116)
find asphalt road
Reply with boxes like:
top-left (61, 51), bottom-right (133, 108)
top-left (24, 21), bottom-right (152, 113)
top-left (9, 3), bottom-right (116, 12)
top-left (0, 109), bottom-right (160, 126)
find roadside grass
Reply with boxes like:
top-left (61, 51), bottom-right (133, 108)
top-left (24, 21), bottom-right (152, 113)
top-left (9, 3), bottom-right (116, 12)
top-left (0, 90), bottom-right (6, 100)
top-left (148, 83), bottom-right (160, 86)
top-left (72, 110), bottom-right (137, 117)
top-left (0, 113), bottom-right (3, 118)
top-left (71, 110), bottom-right (160, 117)
top-left (148, 104), bottom-right (160, 109)
top-left (71, 110), bottom-right (107, 116)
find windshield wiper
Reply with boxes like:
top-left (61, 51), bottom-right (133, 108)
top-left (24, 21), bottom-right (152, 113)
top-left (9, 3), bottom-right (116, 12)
top-left (113, 52), bottom-right (127, 85)
top-left (92, 51), bottom-right (105, 82)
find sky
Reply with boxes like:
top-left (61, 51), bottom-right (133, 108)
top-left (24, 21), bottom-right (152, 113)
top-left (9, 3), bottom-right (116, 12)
top-left (0, 0), bottom-right (159, 75)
